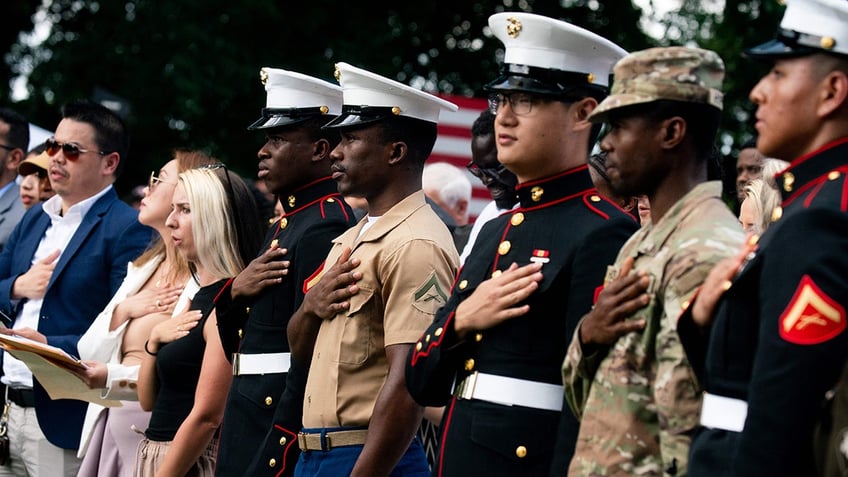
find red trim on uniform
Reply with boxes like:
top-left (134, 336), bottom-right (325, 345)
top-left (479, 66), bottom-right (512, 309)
top-left (319, 199), bottom-right (326, 218)
top-left (272, 425), bottom-right (299, 477)
top-left (491, 221), bottom-right (514, 272)
top-left (337, 197), bottom-right (351, 222)
top-left (273, 193), bottom-right (345, 242)
top-left (302, 261), bottom-right (326, 294)
top-left (784, 176), bottom-right (826, 207)
top-left (290, 175), bottom-right (334, 194)
top-left (436, 397), bottom-right (458, 477)
top-left (583, 192), bottom-right (609, 220)
top-left (213, 277), bottom-right (235, 304)
top-left (778, 275), bottom-right (846, 345)
top-left (519, 190), bottom-right (589, 214)
top-left (842, 173), bottom-right (848, 212)
top-left (788, 137), bottom-right (848, 168)
top-left (804, 179), bottom-right (826, 208)
top-left (410, 311), bottom-right (456, 366)
top-left (593, 285), bottom-right (604, 305)
top-left (284, 193), bottom-right (343, 218)
top-left (515, 165), bottom-right (588, 190)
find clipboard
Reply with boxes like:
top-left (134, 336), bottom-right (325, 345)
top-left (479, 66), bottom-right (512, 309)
top-left (0, 333), bottom-right (87, 373)
top-left (0, 328), bottom-right (121, 407)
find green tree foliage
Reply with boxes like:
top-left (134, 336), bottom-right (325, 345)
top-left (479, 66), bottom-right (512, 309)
top-left (6, 1), bottom-right (649, 193)
top-left (655, 0), bottom-right (785, 151)
top-left (0, 0), bottom-right (41, 104)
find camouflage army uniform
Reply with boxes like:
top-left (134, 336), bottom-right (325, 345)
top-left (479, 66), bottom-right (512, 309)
top-left (563, 182), bottom-right (744, 476)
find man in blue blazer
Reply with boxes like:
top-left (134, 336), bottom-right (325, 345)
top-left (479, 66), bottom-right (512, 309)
top-left (0, 108), bottom-right (29, 250)
top-left (0, 100), bottom-right (151, 476)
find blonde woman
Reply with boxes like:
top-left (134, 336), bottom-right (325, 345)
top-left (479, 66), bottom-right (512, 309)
top-left (739, 158), bottom-right (789, 236)
top-left (135, 165), bottom-right (262, 476)
top-left (75, 150), bottom-right (216, 477)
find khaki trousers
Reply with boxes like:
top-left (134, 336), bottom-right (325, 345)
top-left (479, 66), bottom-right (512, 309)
top-left (0, 402), bottom-right (81, 477)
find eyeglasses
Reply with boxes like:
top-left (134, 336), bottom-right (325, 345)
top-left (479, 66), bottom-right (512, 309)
top-left (489, 93), bottom-right (537, 116)
top-left (149, 171), bottom-right (177, 191)
top-left (466, 161), bottom-right (508, 183)
top-left (45, 138), bottom-right (106, 161)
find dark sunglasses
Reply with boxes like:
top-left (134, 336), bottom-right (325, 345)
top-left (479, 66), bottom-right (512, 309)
top-left (466, 161), bottom-right (508, 183)
top-left (45, 138), bottom-right (106, 161)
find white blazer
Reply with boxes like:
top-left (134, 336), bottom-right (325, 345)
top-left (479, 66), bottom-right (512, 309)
top-left (76, 256), bottom-right (199, 458)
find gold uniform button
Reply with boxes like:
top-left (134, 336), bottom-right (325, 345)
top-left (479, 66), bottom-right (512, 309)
top-left (771, 206), bottom-right (783, 222)
top-left (425, 334), bottom-right (431, 342)
top-left (416, 342), bottom-right (422, 351)
top-left (510, 212), bottom-right (525, 226)
top-left (782, 172), bottom-right (795, 192)
top-left (464, 359), bottom-right (475, 371)
top-left (238, 329), bottom-right (243, 339)
top-left (435, 327), bottom-right (443, 337)
top-left (279, 437), bottom-right (287, 446)
top-left (265, 396), bottom-right (273, 406)
top-left (589, 195), bottom-right (601, 202)
top-left (280, 218), bottom-right (288, 229)
top-left (326, 197), bottom-right (335, 203)
top-left (491, 270), bottom-right (502, 278)
top-left (516, 446), bottom-right (527, 458)
top-left (458, 280), bottom-right (468, 290)
top-left (474, 333), bottom-right (483, 342)
top-left (829, 171), bottom-right (841, 180)
top-left (498, 241), bottom-right (511, 256)
top-left (269, 458), bottom-right (277, 468)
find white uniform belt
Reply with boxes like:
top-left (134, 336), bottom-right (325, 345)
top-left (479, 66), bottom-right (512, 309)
top-left (700, 392), bottom-right (748, 432)
top-left (454, 371), bottom-right (563, 412)
top-left (232, 352), bottom-right (291, 376)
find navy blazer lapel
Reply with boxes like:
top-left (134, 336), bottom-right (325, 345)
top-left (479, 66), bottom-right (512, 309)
top-left (20, 208), bottom-right (51, 268)
top-left (47, 190), bottom-right (116, 290)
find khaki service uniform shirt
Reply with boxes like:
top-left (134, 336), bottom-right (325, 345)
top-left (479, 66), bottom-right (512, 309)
top-left (303, 191), bottom-right (459, 428)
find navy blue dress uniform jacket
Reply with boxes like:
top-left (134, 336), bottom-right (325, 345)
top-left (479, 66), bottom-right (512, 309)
top-left (679, 138), bottom-right (848, 477)
top-left (405, 166), bottom-right (638, 477)
top-left (0, 188), bottom-right (152, 449)
top-left (214, 177), bottom-right (355, 477)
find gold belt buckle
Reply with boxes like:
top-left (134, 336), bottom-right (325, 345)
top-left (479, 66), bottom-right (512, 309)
top-left (456, 371), bottom-right (478, 400)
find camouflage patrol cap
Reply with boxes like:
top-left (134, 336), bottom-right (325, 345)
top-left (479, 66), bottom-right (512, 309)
top-left (588, 47), bottom-right (725, 123)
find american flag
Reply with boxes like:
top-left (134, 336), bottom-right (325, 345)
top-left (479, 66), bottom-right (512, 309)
top-left (428, 94), bottom-right (491, 221)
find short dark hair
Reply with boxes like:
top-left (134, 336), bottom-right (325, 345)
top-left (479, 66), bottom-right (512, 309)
top-left (471, 110), bottom-right (495, 137)
top-left (376, 116), bottom-right (438, 165)
top-left (0, 108), bottom-right (29, 151)
top-left (61, 100), bottom-right (129, 177)
top-left (610, 100), bottom-right (721, 162)
top-left (741, 137), bottom-right (758, 150)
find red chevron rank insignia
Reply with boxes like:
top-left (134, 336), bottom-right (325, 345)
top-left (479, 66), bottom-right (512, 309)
top-left (779, 275), bottom-right (846, 345)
